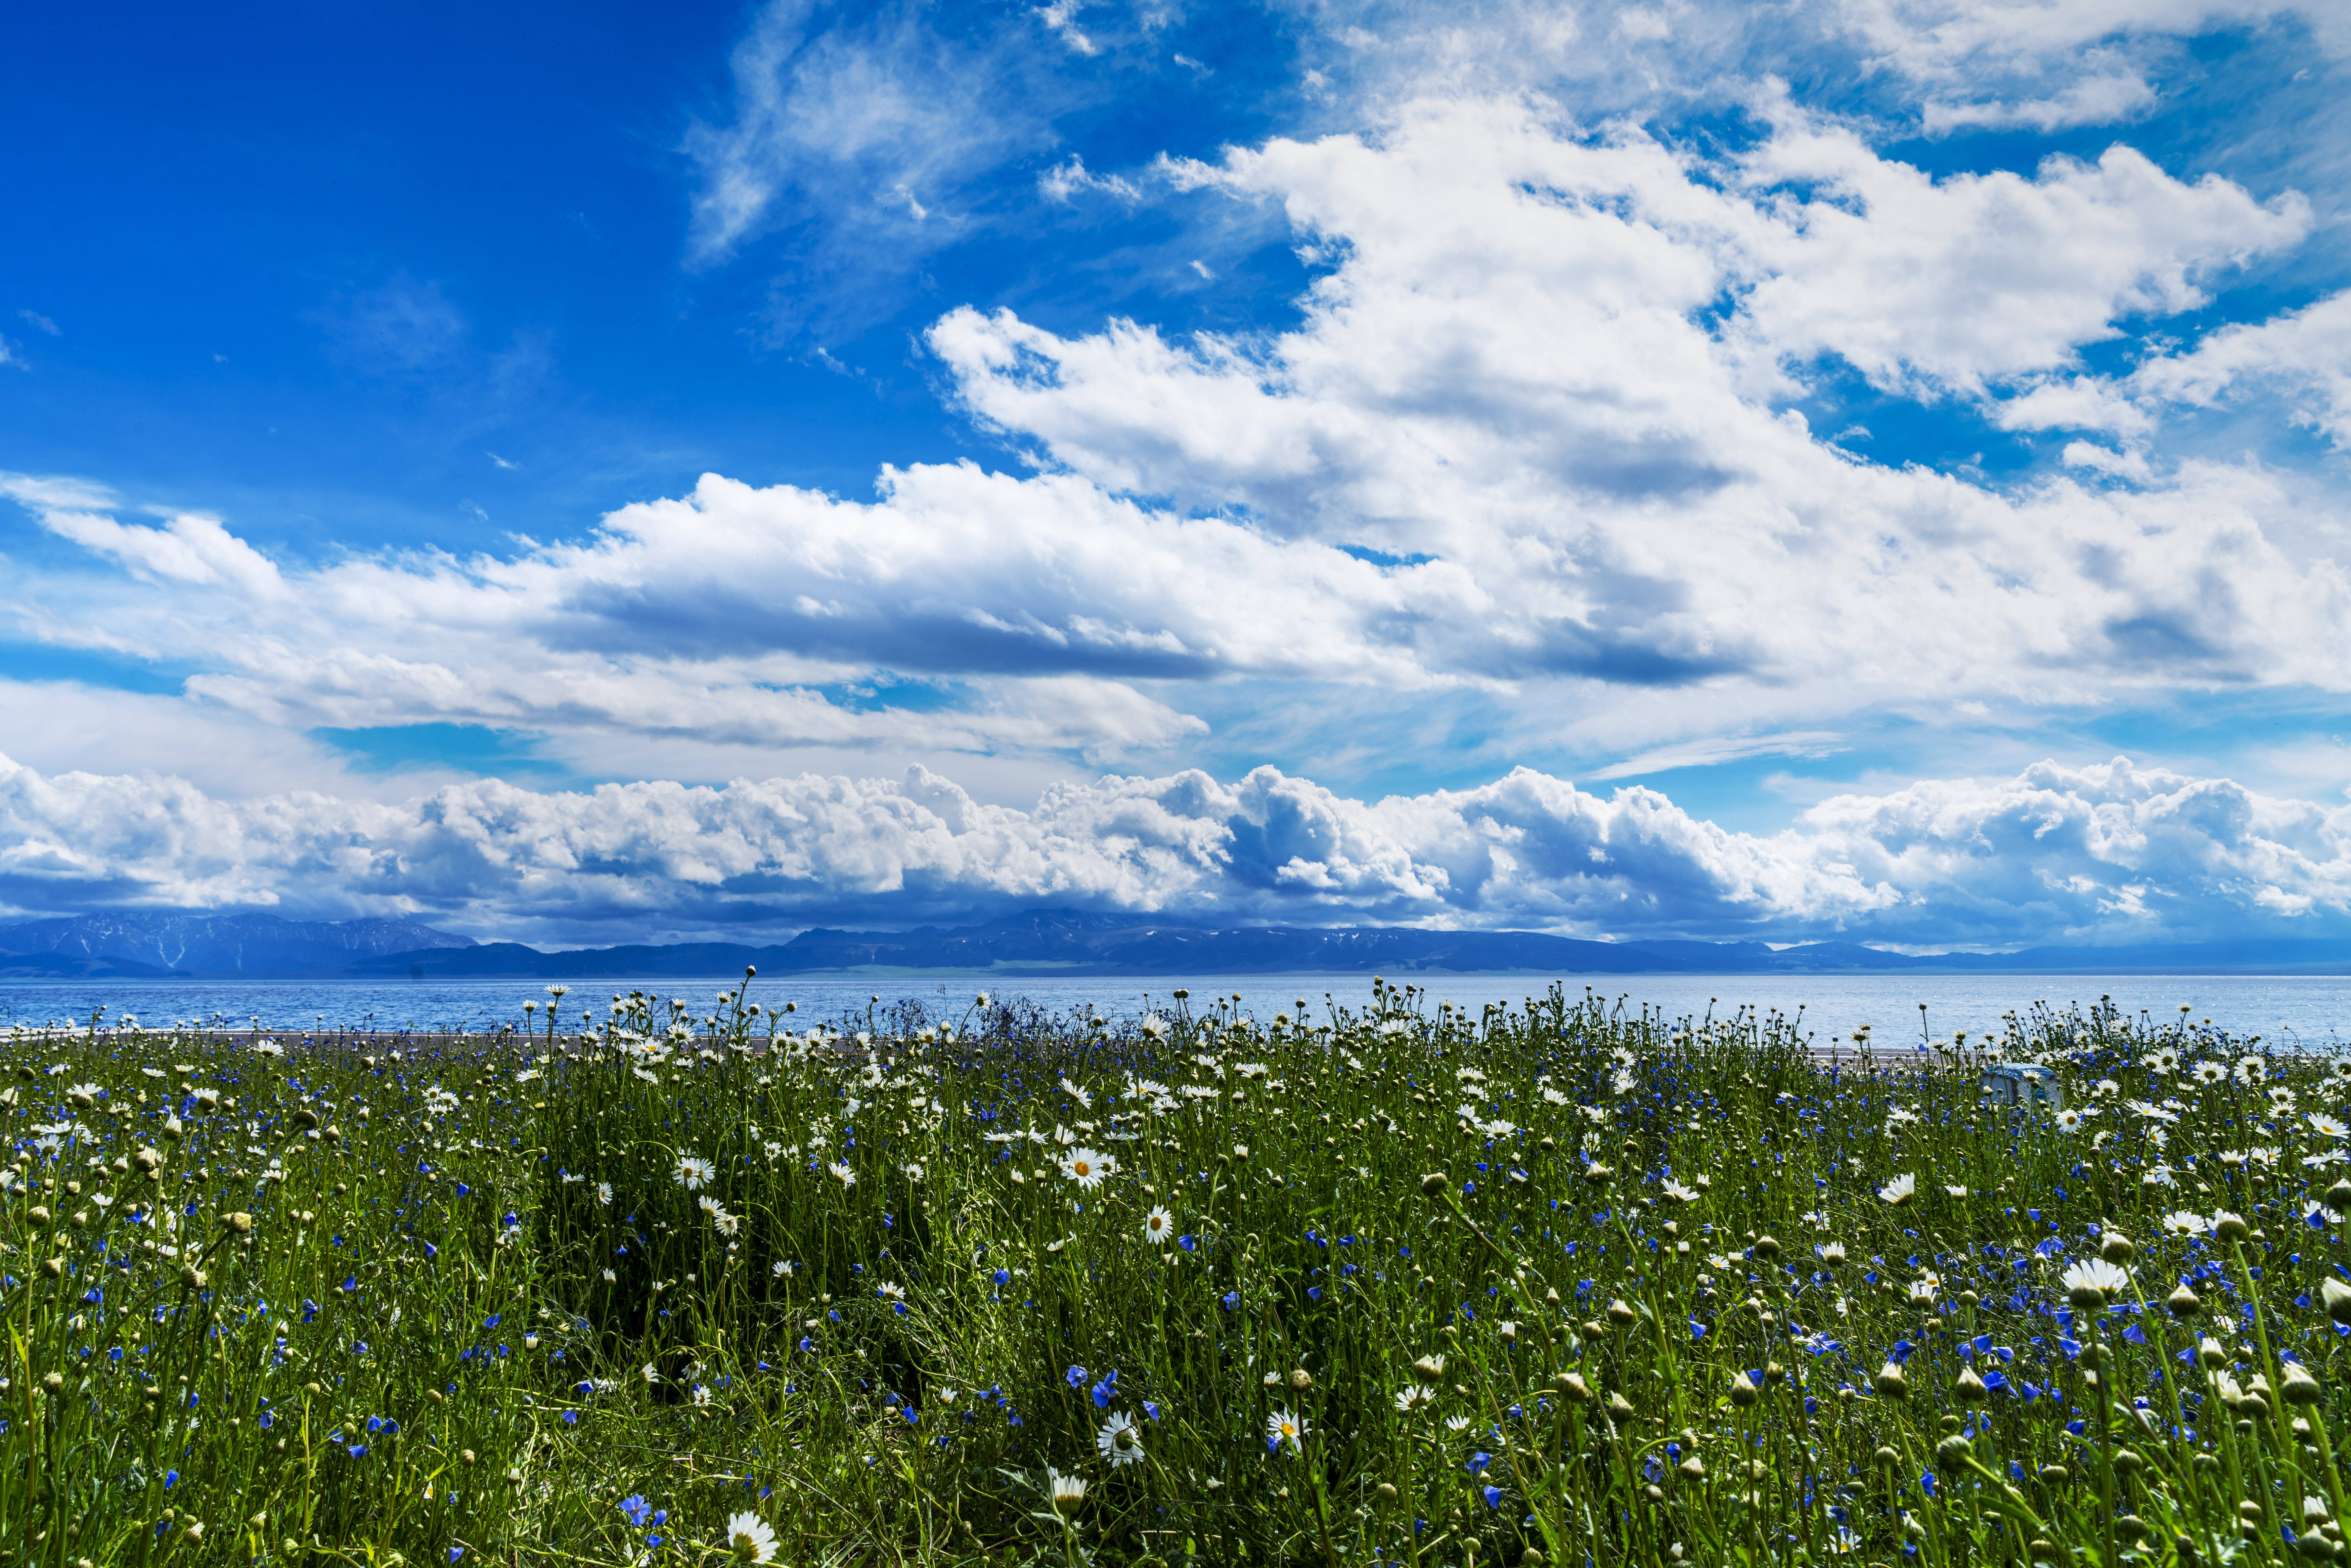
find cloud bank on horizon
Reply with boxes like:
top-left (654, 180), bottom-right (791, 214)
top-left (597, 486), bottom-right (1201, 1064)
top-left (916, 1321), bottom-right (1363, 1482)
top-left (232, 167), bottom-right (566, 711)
top-left (3, 751), bottom-right (2344, 949)
top-left (0, 0), bottom-right (2347, 947)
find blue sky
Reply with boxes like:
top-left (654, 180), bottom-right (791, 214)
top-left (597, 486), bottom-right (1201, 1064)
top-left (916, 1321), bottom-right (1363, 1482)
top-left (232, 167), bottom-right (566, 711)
top-left (2, 0), bottom-right (2349, 948)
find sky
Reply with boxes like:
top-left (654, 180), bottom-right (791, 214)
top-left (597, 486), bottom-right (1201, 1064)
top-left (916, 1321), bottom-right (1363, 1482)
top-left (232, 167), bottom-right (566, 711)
top-left (2, 0), bottom-right (2349, 950)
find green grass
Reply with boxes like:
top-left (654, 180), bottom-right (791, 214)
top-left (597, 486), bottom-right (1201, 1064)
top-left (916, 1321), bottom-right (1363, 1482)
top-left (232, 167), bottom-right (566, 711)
top-left (3, 979), bottom-right (2348, 1568)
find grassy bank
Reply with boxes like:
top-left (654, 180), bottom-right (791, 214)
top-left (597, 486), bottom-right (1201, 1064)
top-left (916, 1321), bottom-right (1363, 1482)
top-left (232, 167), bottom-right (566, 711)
top-left (2, 981), bottom-right (2346, 1567)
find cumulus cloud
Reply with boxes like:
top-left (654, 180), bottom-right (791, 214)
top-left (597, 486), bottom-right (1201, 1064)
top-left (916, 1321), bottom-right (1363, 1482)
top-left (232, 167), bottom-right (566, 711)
top-left (5, 91), bottom-right (2346, 789)
top-left (2129, 290), bottom-right (2351, 448)
top-left (0, 752), bottom-right (2341, 947)
top-left (934, 98), bottom-right (2345, 705)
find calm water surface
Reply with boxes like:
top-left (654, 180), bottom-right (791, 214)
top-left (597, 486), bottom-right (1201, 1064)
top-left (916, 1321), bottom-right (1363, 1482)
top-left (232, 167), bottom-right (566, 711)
top-left (1, 972), bottom-right (2344, 1045)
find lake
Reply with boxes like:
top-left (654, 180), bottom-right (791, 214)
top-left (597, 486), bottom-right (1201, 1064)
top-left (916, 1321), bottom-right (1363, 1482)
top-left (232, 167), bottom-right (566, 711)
top-left (2, 970), bottom-right (2345, 1046)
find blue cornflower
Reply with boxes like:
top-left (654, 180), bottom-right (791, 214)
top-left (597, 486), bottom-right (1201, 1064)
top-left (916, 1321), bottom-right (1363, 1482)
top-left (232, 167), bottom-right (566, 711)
top-left (619, 1495), bottom-right (652, 1528)
top-left (1066, 1365), bottom-right (1088, 1389)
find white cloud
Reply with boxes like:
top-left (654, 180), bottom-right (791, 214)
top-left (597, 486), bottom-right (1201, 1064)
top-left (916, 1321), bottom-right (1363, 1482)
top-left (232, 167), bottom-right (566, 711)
top-left (1730, 116), bottom-right (2308, 394)
top-left (5, 94), bottom-right (2346, 786)
top-left (933, 98), bottom-right (2348, 708)
top-left (680, 0), bottom-right (1068, 314)
top-left (2129, 289), bottom-right (2351, 447)
top-left (1038, 154), bottom-right (1143, 203)
top-left (0, 751), bottom-right (2340, 946)
top-left (1921, 70), bottom-right (2157, 135)
top-left (17, 309), bottom-right (59, 336)
top-left (1828, 0), bottom-right (2321, 83)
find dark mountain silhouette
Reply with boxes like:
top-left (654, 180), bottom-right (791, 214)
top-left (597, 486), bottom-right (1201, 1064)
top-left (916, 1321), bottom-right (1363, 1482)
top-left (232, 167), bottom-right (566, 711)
top-left (0, 911), bottom-right (474, 976)
top-left (331, 907), bottom-right (2351, 979)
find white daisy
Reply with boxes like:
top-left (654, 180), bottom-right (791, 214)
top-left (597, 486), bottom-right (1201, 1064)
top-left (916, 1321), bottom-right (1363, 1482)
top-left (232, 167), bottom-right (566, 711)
top-left (1267, 1406), bottom-right (1308, 1453)
top-left (1143, 1206), bottom-right (1176, 1245)
top-left (828, 1161), bottom-right (855, 1186)
top-left (1059, 1147), bottom-right (1114, 1189)
top-left (2060, 1258), bottom-right (2130, 1305)
top-left (724, 1511), bottom-right (777, 1563)
top-left (1877, 1173), bottom-right (1917, 1206)
top-left (1097, 1411), bottom-right (1144, 1467)
top-left (675, 1154), bottom-right (715, 1190)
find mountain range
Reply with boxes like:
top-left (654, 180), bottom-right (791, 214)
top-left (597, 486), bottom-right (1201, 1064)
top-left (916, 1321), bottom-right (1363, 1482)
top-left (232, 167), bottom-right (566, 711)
top-left (5, 907), bottom-right (2330, 979)
top-left (0, 912), bottom-right (473, 978)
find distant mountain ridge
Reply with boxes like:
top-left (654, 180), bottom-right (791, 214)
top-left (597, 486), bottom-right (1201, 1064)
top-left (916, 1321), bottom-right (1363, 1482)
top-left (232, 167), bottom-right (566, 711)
top-left (0, 912), bottom-right (474, 977)
top-left (335, 908), bottom-right (2351, 979)
top-left (1, 908), bottom-right (2341, 979)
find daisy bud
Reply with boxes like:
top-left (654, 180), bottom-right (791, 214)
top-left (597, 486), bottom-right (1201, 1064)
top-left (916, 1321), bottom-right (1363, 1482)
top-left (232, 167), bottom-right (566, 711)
top-left (1558, 1372), bottom-right (1592, 1402)
top-left (2100, 1233), bottom-right (2134, 1264)
top-left (1420, 1173), bottom-right (1448, 1196)
top-left (1412, 1355), bottom-right (1446, 1385)
top-left (1584, 1162), bottom-right (1614, 1186)
top-left (2200, 1337), bottom-right (2229, 1368)
top-left (2214, 1212), bottom-right (2250, 1242)
top-left (1954, 1366), bottom-right (1988, 1403)
top-left (1607, 1298), bottom-right (1637, 1326)
top-left (2282, 1364), bottom-right (2323, 1406)
top-left (1728, 1372), bottom-right (1759, 1407)
top-left (2323, 1280), bottom-right (2351, 1326)
top-left (1874, 1362), bottom-right (1908, 1399)
top-left (1751, 1235), bottom-right (1780, 1261)
top-left (1290, 1368), bottom-right (1313, 1391)
top-left (1606, 1391), bottom-right (1636, 1422)
top-left (2167, 1285), bottom-right (2204, 1317)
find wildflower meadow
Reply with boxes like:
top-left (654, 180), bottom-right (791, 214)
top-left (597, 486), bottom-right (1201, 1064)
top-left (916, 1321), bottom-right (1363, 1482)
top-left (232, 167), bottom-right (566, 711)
top-left (3, 977), bottom-right (2349, 1568)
